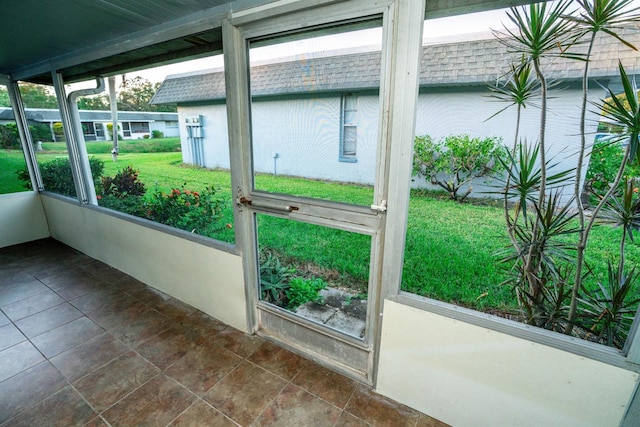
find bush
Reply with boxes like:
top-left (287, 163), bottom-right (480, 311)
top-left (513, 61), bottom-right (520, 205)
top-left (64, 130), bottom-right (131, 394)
top-left (52, 122), bottom-right (65, 142)
top-left (585, 140), bottom-right (640, 203)
top-left (101, 166), bottom-right (145, 198)
top-left (29, 123), bottom-right (51, 142)
top-left (145, 184), bottom-right (226, 235)
top-left (98, 194), bottom-right (147, 216)
top-left (17, 157), bottom-right (104, 197)
top-left (152, 130), bottom-right (164, 139)
top-left (412, 134), bottom-right (506, 202)
top-left (0, 123), bottom-right (20, 148)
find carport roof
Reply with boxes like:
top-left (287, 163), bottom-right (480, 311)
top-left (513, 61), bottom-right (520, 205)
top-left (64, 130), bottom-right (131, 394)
top-left (0, 108), bottom-right (177, 123)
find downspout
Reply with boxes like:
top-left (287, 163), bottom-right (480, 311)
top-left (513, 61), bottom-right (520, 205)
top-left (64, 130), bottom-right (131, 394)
top-left (53, 74), bottom-right (105, 205)
top-left (108, 76), bottom-right (118, 161)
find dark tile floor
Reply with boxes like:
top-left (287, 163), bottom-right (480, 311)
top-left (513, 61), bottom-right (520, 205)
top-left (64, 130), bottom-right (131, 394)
top-left (0, 238), bottom-right (448, 427)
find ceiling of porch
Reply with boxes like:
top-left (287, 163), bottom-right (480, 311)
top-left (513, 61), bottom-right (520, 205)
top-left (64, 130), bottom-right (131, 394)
top-left (0, 0), bottom-right (533, 85)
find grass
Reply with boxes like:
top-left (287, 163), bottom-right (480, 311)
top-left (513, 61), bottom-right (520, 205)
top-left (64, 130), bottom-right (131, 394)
top-left (1, 141), bottom-right (638, 313)
top-left (0, 150), bottom-right (28, 194)
top-left (41, 137), bottom-right (181, 154)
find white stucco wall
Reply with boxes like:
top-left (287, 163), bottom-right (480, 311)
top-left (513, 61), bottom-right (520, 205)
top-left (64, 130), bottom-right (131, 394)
top-left (0, 192), bottom-right (50, 249)
top-left (251, 95), bottom-right (379, 184)
top-left (178, 104), bottom-right (231, 169)
top-left (377, 300), bottom-right (638, 427)
top-left (149, 120), bottom-right (180, 138)
top-left (176, 87), bottom-right (602, 201)
top-left (40, 195), bottom-right (248, 332)
top-left (412, 86), bottom-right (604, 200)
top-left (177, 94), bottom-right (380, 184)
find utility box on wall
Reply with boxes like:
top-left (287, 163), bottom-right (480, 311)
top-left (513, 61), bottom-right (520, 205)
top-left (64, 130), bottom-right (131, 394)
top-left (185, 115), bottom-right (205, 166)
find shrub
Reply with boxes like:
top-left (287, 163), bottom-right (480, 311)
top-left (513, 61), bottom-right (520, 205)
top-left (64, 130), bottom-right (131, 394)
top-left (29, 123), bottom-right (51, 142)
top-left (152, 130), bottom-right (164, 139)
top-left (142, 134), bottom-right (150, 139)
top-left (412, 134), bottom-right (506, 202)
top-left (98, 194), bottom-right (147, 217)
top-left (17, 157), bottom-right (104, 197)
top-left (285, 277), bottom-right (327, 310)
top-left (584, 140), bottom-right (640, 203)
top-left (101, 166), bottom-right (146, 198)
top-left (52, 122), bottom-right (65, 142)
top-left (145, 184), bottom-right (226, 236)
top-left (0, 123), bottom-right (20, 148)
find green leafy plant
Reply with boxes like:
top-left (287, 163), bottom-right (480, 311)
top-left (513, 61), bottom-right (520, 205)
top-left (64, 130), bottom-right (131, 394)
top-left (285, 277), bottom-right (327, 310)
top-left (578, 261), bottom-right (640, 347)
top-left (29, 123), bottom-right (51, 143)
top-left (412, 134), bottom-right (506, 202)
top-left (585, 140), bottom-right (640, 201)
top-left (0, 123), bottom-right (20, 148)
top-left (101, 166), bottom-right (146, 198)
top-left (16, 156), bottom-right (104, 197)
top-left (490, 0), bottom-right (640, 347)
top-left (98, 193), bottom-right (147, 216)
top-left (152, 130), bottom-right (164, 139)
top-left (259, 249), bottom-right (296, 306)
top-left (144, 184), bottom-right (226, 235)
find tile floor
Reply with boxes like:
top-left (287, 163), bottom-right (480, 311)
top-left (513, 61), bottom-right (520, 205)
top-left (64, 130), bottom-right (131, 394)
top-left (0, 238), bottom-right (448, 427)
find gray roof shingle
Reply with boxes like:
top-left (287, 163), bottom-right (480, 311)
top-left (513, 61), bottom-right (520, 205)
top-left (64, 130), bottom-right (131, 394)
top-left (152, 28), bottom-right (640, 105)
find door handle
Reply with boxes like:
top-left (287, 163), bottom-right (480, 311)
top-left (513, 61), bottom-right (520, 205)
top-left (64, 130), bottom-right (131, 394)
top-left (238, 197), bottom-right (299, 212)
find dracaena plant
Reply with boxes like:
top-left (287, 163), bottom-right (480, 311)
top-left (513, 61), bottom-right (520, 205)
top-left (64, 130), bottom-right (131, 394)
top-left (491, 0), bottom-right (640, 347)
top-left (564, 0), bottom-right (640, 335)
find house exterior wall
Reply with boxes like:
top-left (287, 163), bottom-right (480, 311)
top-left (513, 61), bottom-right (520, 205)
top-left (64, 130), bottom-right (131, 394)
top-left (177, 94), bottom-right (380, 185)
top-left (178, 104), bottom-right (231, 169)
top-left (412, 86), bottom-right (605, 199)
top-left (176, 86), bottom-right (603, 201)
top-left (149, 119), bottom-right (180, 138)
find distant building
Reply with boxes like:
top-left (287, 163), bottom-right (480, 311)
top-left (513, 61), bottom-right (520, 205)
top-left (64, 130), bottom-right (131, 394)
top-left (0, 108), bottom-right (179, 141)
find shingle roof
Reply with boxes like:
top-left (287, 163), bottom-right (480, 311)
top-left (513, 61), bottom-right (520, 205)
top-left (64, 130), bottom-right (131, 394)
top-left (152, 28), bottom-right (640, 105)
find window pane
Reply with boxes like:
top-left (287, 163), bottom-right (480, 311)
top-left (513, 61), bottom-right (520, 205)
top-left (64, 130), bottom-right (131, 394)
top-left (249, 21), bottom-right (382, 205)
top-left (0, 84), bottom-right (30, 194)
top-left (344, 110), bottom-right (356, 125)
top-left (17, 82), bottom-right (77, 198)
top-left (344, 94), bottom-right (357, 111)
top-left (72, 54), bottom-right (236, 245)
top-left (256, 213), bottom-right (371, 339)
top-left (343, 126), bottom-right (357, 156)
top-left (400, 7), bottom-right (640, 350)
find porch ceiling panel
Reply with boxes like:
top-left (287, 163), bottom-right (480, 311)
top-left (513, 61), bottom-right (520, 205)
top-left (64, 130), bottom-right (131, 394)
top-left (0, 0), bottom-right (230, 84)
top-left (0, 0), bottom-right (534, 85)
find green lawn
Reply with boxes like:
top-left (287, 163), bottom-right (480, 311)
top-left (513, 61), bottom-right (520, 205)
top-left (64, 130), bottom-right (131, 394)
top-left (0, 150), bottom-right (28, 194)
top-left (1, 143), bottom-right (638, 312)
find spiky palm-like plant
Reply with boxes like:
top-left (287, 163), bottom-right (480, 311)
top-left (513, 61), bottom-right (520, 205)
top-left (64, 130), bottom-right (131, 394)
top-left (565, 0), bottom-right (640, 335)
top-left (494, 1), bottom-right (580, 202)
top-left (493, 1), bottom-right (579, 311)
